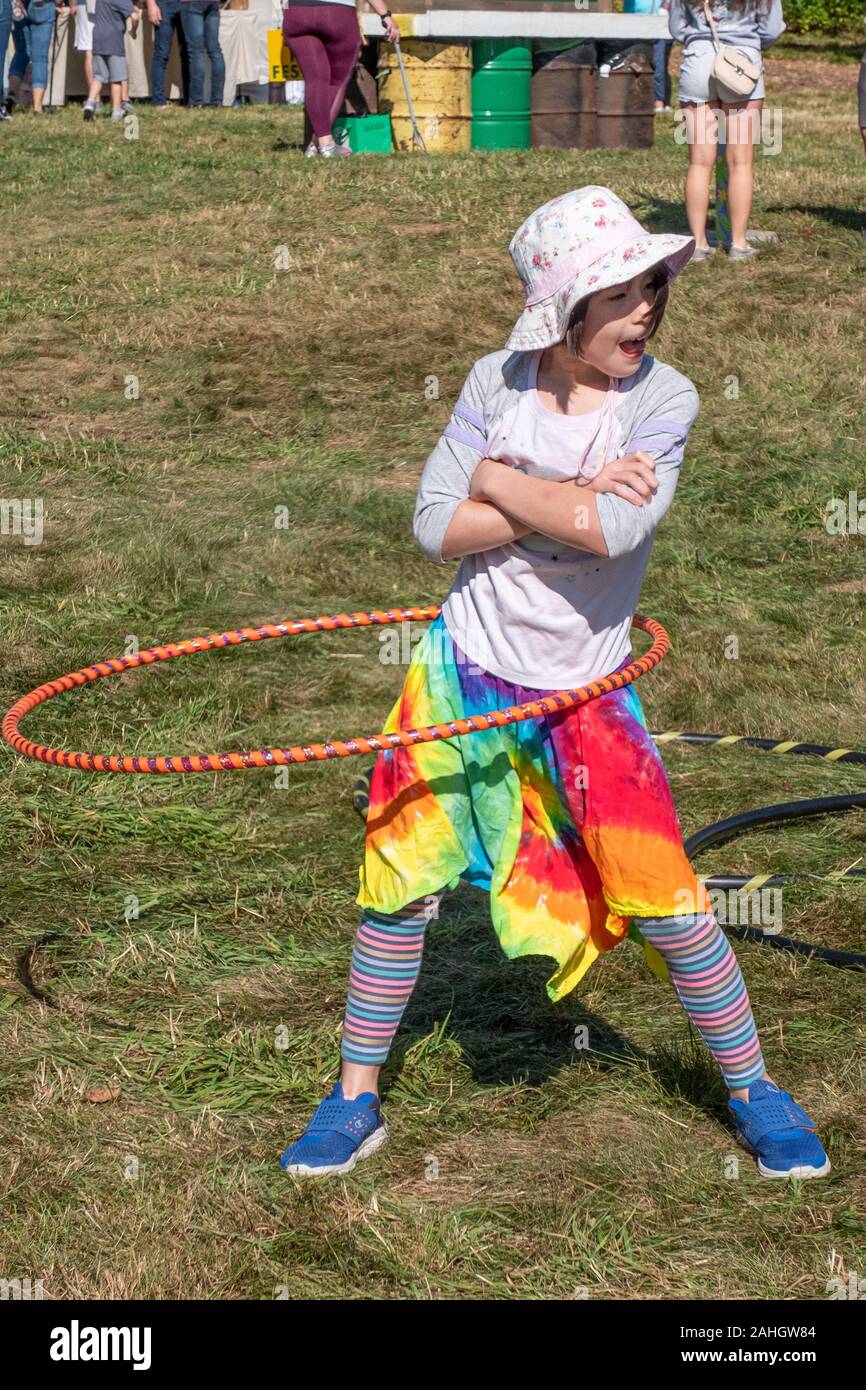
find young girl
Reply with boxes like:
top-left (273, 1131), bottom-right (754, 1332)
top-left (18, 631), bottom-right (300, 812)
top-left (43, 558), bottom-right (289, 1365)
top-left (280, 187), bottom-right (830, 1182)
top-left (668, 0), bottom-right (786, 259)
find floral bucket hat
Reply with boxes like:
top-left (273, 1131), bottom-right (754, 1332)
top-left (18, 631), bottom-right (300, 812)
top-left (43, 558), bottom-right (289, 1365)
top-left (506, 186), bottom-right (695, 352)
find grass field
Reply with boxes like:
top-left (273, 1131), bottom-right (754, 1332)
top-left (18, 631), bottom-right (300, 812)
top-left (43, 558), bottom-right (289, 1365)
top-left (0, 42), bottom-right (865, 1301)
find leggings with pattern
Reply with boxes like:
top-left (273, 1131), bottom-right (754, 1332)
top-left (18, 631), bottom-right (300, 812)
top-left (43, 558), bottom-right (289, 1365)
top-left (341, 895), bottom-right (766, 1090)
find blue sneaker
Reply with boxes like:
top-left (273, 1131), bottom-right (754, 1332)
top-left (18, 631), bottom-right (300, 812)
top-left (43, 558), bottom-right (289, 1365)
top-left (729, 1078), bottom-right (831, 1179)
top-left (279, 1081), bottom-right (387, 1177)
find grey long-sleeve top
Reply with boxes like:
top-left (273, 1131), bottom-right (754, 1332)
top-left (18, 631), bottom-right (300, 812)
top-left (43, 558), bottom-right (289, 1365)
top-left (667, 0), bottom-right (786, 50)
top-left (412, 348), bottom-right (701, 687)
top-left (413, 347), bottom-right (699, 565)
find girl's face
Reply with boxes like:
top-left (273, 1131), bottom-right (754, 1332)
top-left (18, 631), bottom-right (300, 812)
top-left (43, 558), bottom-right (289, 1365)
top-left (578, 269), bottom-right (661, 378)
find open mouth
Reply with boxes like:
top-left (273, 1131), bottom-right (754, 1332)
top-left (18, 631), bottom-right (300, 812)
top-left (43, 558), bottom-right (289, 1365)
top-left (619, 338), bottom-right (646, 359)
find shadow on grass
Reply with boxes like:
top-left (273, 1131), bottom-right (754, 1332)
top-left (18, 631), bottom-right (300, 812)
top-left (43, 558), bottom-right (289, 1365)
top-left (631, 192), bottom-right (866, 240)
top-left (380, 885), bottom-right (729, 1120)
top-left (761, 203), bottom-right (866, 235)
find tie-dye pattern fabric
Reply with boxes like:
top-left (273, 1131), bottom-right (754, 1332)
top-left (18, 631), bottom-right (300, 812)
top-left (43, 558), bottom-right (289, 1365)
top-left (356, 614), bottom-right (711, 1001)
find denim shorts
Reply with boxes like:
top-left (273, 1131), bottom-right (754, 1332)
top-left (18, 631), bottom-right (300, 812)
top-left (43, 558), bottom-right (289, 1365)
top-left (93, 52), bottom-right (127, 83)
top-left (678, 38), bottom-right (765, 104)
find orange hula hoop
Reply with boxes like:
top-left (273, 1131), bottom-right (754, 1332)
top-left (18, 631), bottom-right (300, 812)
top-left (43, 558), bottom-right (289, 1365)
top-left (1, 607), bottom-right (669, 774)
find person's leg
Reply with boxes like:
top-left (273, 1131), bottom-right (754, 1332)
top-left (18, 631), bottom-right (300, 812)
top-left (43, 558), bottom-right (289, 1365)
top-left (27, 1), bottom-right (55, 111)
top-left (681, 100), bottom-right (720, 250)
top-left (150, 0), bottom-right (175, 106)
top-left (0, 0), bottom-right (13, 102)
top-left (178, 0), bottom-right (205, 106)
top-left (723, 98), bottom-right (761, 250)
top-left (175, 8), bottom-right (190, 103)
top-left (202, 0), bottom-right (223, 106)
top-left (567, 682), bottom-right (767, 1101)
top-left (282, 16), bottom-right (333, 139)
top-left (85, 51), bottom-right (93, 87)
top-left (319, 4), bottom-right (361, 141)
top-left (340, 895), bottom-right (441, 1099)
top-left (109, 78), bottom-right (121, 111)
top-left (634, 910), bottom-right (767, 1095)
top-left (7, 16), bottom-right (28, 106)
top-left (85, 66), bottom-right (103, 115)
top-left (859, 46), bottom-right (866, 156)
top-left (634, 906), bottom-right (829, 1176)
top-left (653, 39), bottom-right (667, 110)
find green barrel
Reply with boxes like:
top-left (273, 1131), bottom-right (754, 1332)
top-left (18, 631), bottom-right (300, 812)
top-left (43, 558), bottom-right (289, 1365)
top-left (471, 40), bottom-right (532, 150)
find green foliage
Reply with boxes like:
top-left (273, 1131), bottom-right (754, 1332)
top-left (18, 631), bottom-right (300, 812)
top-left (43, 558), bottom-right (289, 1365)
top-left (783, 0), bottom-right (865, 36)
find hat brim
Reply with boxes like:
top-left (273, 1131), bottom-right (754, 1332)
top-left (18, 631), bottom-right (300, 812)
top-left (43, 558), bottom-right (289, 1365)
top-left (505, 233), bottom-right (696, 353)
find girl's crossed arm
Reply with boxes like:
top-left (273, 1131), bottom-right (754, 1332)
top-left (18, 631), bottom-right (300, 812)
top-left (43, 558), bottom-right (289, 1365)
top-left (457, 453), bottom-right (659, 560)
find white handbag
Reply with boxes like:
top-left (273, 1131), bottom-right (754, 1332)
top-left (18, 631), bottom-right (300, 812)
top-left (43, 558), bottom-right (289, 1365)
top-left (702, 0), bottom-right (762, 99)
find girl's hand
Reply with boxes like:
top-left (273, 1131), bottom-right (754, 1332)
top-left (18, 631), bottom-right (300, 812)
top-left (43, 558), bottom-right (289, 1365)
top-left (469, 456), bottom-right (511, 502)
top-left (582, 451), bottom-right (659, 507)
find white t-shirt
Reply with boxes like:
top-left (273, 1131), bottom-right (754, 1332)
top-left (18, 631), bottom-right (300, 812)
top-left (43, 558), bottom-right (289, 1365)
top-left (441, 349), bottom-right (652, 690)
top-left (75, 2), bottom-right (96, 51)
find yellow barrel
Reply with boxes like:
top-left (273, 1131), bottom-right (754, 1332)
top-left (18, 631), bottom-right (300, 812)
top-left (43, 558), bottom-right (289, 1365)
top-left (377, 41), bottom-right (472, 154)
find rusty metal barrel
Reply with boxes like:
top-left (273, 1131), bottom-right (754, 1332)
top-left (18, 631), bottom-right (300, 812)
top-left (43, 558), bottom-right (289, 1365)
top-left (531, 42), bottom-right (598, 150)
top-left (596, 43), bottom-right (655, 150)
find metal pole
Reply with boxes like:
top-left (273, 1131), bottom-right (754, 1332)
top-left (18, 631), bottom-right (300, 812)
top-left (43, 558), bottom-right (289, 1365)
top-left (714, 124), bottom-right (730, 250)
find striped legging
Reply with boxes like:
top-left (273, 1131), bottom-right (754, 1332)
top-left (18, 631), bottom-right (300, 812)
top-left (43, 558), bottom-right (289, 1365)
top-left (341, 899), bottom-right (766, 1090)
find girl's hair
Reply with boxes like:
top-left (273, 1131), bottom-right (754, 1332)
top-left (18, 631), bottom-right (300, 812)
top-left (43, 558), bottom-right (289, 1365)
top-left (564, 263), bottom-right (670, 359)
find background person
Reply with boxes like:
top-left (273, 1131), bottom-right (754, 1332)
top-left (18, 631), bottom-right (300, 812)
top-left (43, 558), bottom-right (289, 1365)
top-left (283, 0), bottom-right (400, 157)
top-left (668, 0), bottom-right (786, 260)
top-left (147, 0), bottom-right (189, 108)
top-left (83, 0), bottom-right (138, 120)
top-left (0, 0), bottom-right (13, 118)
top-left (69, 0), bottom-right (94, 90)
top-left (6, 0), bottom-right (60, 115)
top-left (178, 0), bottom-right (223, 108)
top-left (624, 0), bottom-right (674, 113)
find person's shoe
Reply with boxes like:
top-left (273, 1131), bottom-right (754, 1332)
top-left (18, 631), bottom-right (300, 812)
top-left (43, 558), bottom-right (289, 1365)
top-left (0, 99), bottom-right (12, 121)
top-left (279, 1080), bottom-right (387, 1177)
top-left (121, 100), bottom-right (133, 116)
top-left (690, 244), bottom-right (716, 262)
top-left (111, 107), bottom-right (125, 123)
top-left (318, 140), bottom-right (352, 158)
top-left (728, 243), bottom-right (760, 260)
top-left (83, 100), bottom-right (97, 122)
top-left (304, 137), bottom-right (319, 157)
top-left (729, 1078), bottom-right (831, 1179)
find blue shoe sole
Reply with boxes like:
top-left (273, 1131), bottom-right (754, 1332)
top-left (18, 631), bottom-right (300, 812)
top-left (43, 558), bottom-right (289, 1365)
top-left (281, 1123), bottom-right (388, 1177)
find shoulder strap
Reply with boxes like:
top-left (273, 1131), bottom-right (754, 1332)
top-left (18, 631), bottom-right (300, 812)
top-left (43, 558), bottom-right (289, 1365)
top-left (702, 0), bottom-right (723, 52)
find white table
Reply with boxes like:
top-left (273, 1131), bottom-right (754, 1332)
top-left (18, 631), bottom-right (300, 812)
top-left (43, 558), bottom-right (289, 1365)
top-left (361, 9), bottom-right (672, 40)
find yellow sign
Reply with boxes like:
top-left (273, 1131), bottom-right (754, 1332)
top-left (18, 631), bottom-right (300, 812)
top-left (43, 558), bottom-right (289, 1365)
top-left (267, 30), bottom-right (303, 83)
